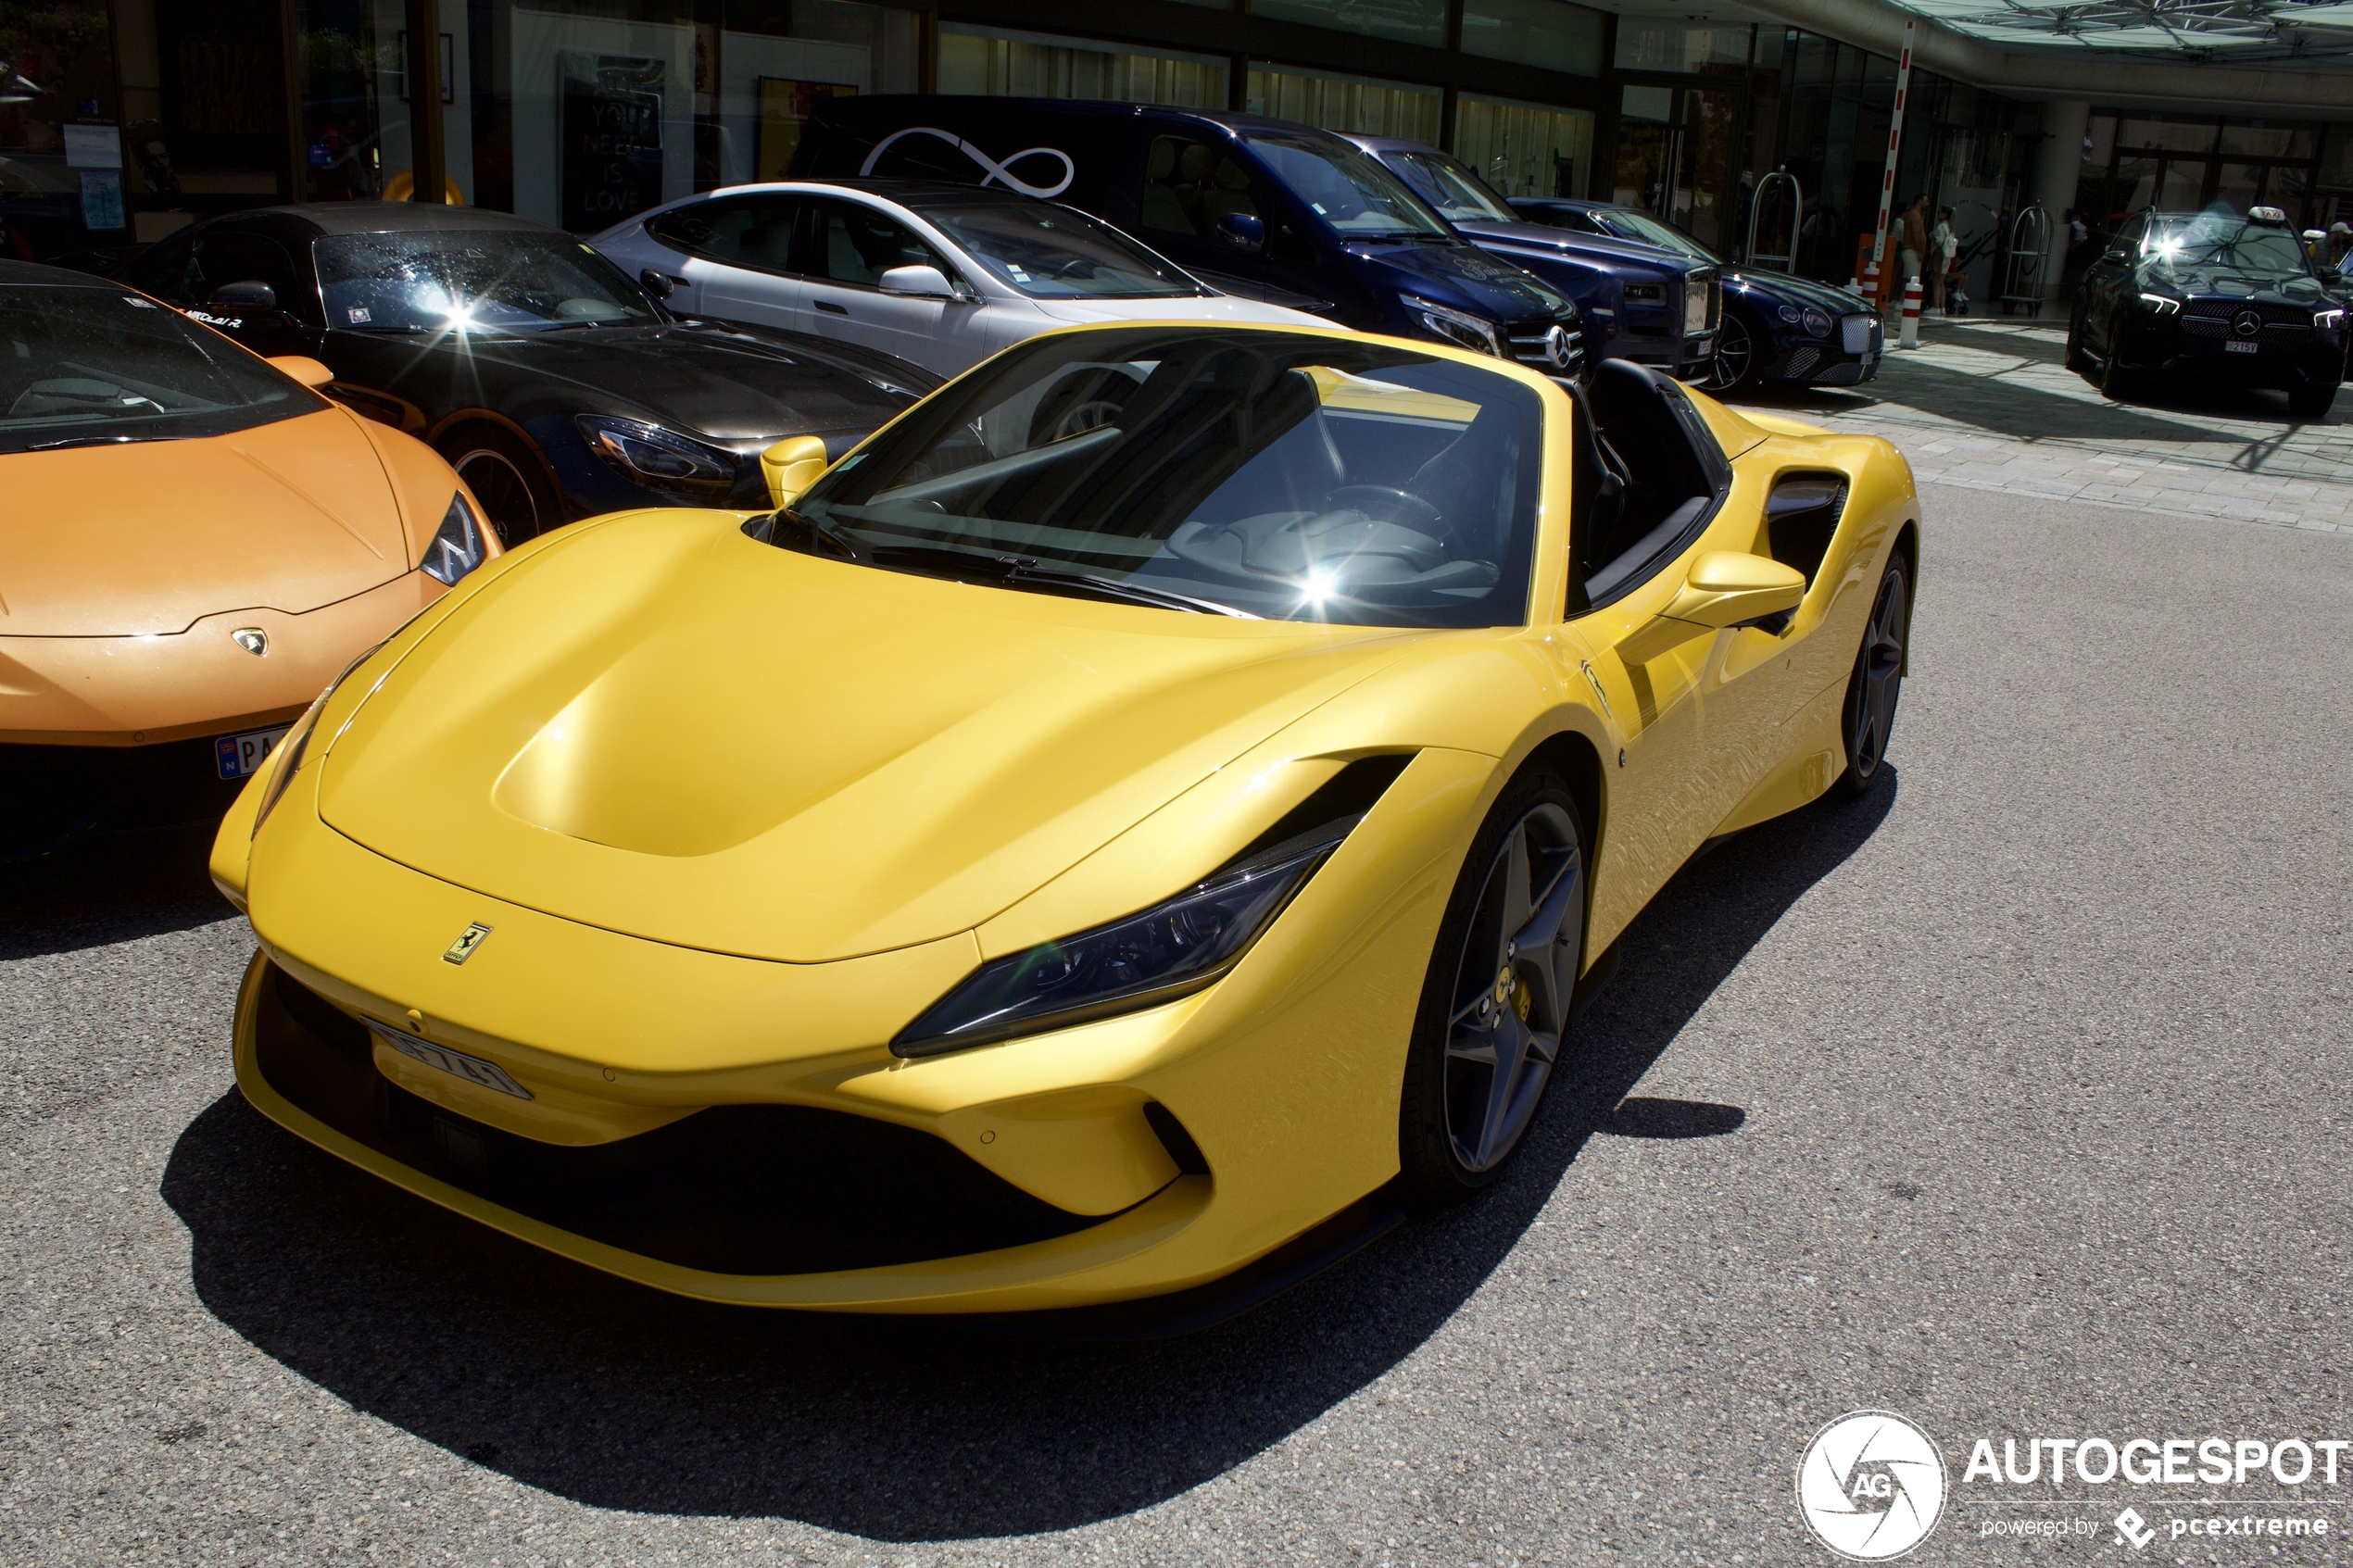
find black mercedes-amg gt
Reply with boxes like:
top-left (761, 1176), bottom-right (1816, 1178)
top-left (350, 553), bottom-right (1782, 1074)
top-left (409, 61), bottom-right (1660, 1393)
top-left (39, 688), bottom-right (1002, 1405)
top-left (2070, 206), bottom-right (2347, 420)
top-left (115, 204), bottom-right (936, 542)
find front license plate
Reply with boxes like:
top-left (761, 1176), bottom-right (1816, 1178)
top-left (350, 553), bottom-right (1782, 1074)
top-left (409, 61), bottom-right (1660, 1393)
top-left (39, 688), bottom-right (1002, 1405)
top-left (215, 724), bottom-right (291, 780)
top-left (367, 1021), bottom-right (535, 1099)
top-left (2225, 340), bottom-right (2259, 354)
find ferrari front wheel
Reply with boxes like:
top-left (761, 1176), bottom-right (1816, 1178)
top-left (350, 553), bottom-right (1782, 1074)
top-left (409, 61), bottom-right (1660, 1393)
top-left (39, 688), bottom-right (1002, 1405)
top-left (1831, 556), bottom-right (1910, 799)
top-left (1399, 771), bottom-right (1588, 1211)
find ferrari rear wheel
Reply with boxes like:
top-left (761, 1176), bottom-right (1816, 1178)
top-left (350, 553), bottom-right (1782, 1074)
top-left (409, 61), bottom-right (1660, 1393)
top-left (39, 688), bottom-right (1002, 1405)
top-left (1399, 771), bottom-right (1588, 1211)
top-left (439, 426), bottom-right (560, 546)
top-left (1831, 556), bottom-right (1910, 799)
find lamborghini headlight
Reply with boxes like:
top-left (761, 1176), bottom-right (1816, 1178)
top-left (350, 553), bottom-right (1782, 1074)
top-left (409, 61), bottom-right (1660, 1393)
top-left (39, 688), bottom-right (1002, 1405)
top-left (1402, 295), bottom-right (1506, 358)
top-left (252, 639), bottom-right (386, 837)
top-left (421, 491), bottom-right (488, 586)
top-left (577, 414), bottom-right (738, 497)
top-left (892, 834), bottom-right (1344, 1058)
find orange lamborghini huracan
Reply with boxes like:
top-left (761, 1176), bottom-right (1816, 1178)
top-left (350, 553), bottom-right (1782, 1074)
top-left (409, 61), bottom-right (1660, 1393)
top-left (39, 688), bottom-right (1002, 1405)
top-left (1, 260), bottom-right (497, 859)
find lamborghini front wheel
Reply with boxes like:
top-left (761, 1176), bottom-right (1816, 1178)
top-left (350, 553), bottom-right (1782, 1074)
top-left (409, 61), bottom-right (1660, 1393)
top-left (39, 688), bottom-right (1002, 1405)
top-left (1399, 771), bottom-right (1588, 1210)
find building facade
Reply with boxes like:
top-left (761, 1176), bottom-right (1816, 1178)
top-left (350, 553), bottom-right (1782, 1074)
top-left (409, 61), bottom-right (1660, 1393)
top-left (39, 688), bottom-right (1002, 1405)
top-left (3, 0), bottom-right (2348, 293)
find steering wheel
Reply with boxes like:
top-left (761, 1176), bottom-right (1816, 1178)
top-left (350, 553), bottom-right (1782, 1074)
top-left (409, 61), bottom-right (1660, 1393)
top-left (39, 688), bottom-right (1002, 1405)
top-left (1327, 484), bottom-right (1447, 535)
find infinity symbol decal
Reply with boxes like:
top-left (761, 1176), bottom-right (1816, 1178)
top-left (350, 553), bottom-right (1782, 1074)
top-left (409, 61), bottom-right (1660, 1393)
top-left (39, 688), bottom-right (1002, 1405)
top-left (858, 126), bottom-right (1076, 198)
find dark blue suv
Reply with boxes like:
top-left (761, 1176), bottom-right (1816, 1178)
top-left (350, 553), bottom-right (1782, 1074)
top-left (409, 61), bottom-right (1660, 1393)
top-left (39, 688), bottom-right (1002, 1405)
top-left (1341, 138), bottom-right (1723, 384)
top-left (792, 97), bottom-right (1587, 383)
top-left (1508, 196), bottom-right (1882, 394)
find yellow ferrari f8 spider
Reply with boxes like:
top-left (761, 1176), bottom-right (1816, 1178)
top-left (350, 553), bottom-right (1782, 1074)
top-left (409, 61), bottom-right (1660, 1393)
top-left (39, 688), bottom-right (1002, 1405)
top-left (212, 323), bottom-right (1918, 1316)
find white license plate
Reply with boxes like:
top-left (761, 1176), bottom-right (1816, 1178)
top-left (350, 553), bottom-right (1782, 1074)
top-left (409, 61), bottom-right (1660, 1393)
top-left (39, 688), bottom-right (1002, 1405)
top-left (367, 1021), bottom-right (535, 1099)
top-left (2225, 340), bottom-right (2259, 354)
top-left (214, 724), bottom-right (291, 780)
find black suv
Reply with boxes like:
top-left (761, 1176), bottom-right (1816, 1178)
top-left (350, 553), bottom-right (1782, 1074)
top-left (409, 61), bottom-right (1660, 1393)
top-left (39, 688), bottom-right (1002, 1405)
top-left (2070, 206), bottom-right (2347, 420)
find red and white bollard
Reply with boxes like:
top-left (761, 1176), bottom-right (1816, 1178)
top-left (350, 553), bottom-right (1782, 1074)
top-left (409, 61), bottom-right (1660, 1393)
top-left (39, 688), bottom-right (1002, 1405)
top-left (1899, 274), bottom-right (1922, 348)
top-left (1857, 253), bottom-right (1879, 302)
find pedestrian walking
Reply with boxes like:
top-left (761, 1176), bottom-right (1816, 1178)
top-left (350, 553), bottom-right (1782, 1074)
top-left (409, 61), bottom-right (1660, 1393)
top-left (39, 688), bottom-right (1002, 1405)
top-left (1929, 207), bottom-right (1958, 311)
top-left (1898, 194), bottom-right (1928, 293)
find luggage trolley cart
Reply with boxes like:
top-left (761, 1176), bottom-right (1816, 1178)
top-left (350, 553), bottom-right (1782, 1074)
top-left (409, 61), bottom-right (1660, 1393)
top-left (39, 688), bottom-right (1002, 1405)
top-left (1745, 169), bottom-right (1801, 274)
top-left (1998, 203), bottom-right (2051, 318)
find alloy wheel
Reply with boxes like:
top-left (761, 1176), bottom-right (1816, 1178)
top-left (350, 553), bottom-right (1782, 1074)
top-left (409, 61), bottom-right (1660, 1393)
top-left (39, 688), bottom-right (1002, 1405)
top-left (1442, 802), bottom-right (1583, 1173)
top-left (1845, 566), bottom-right (1909, 783)
top-left (1704, 314), bottom-right (1755, 393)
top-left (454, 448), bottom-right (543, 546)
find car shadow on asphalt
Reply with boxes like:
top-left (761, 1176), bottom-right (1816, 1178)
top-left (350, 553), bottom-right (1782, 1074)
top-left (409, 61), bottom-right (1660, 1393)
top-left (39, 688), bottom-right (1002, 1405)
top-left (0, 826), bottom-right (236, 963)
top-left (158, 773), bottom-right (1898, 1538)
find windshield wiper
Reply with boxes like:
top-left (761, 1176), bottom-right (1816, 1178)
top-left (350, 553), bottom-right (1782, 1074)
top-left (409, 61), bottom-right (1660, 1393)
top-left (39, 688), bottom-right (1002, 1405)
top-left (856, 544), bottom-right (1250, 617)
top-left (22, 433), bottom-right (185, 452)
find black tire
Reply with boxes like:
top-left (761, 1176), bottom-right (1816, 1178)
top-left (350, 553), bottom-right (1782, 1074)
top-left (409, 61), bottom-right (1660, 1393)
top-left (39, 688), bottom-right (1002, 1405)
top-left (1831, 554), bottom-right (1910, 800)
top-left (1398, 769), bottom-right (1589, 1212)
top-left (437, 424), bottom-right (561, 546)
top-left (1701, 310), bottom-right (1759, 395)
top-left (2287, 385), bottom-right (2336, 420)
top-left (2065, 307), bottom-right (2093, 375)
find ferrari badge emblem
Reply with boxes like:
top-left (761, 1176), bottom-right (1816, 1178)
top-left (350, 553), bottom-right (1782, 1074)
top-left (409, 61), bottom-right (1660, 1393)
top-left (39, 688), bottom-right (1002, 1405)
top-left (443, 922), bottom-right (494, 964)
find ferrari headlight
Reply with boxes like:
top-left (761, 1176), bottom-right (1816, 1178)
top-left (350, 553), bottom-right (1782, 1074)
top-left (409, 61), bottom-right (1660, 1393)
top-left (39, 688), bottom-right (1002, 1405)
top-left (421, 491), bottom-right (488, 586)
top-left (893, 835), bottom-right (1342, 1058)
top-left (1402, 295), bottom-right (1506, 358)
top-left (577, 414), bottom-right (738, 497)
top-left (2139, 292), bottom-right (2183, 317)
top-left (1800, 307), bottom-right (1833, 338)
top-left (252, 639), bottom-right (386, 837)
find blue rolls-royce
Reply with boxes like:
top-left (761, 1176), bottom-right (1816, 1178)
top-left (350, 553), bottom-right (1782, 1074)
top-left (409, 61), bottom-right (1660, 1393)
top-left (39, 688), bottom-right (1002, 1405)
top-left (1508, 197), bottom-right (1881, 394)
top-left (1343, 136), bottom-right (1720, 383)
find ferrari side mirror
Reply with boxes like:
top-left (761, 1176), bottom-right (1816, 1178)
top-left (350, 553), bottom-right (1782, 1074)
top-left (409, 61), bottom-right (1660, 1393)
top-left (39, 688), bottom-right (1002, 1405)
top-left (1667, 551), bottom-right (1806, 628)
top-left (761, 434), bottom-right (831, 512)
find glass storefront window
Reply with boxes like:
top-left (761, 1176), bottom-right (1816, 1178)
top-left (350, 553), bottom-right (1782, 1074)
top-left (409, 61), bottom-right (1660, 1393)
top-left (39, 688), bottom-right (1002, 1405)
top-left (1612, 21), bottom-right (1752, 74)
top-left (1, 0), bottom-right (127, 257)
top-left (1459, 0), bottom-right (1603, 79)
top-left (937, 26), bottom-right (1227, 110)
top-left (1246, 65), bottom-right (1439, 144)
top-left (1453, 94), bottom-right (1592, 200)
top-left (1251, 0), bottom-right (1446, 50)
top-left (2119, 116), bottom-right (2218, 155)
top-left (2220, 120), bottom-right (2316, 160)
top-left (2083, 113), bottom-right (2115, 170)
top-left (724, 1), bottom-right (919, 183)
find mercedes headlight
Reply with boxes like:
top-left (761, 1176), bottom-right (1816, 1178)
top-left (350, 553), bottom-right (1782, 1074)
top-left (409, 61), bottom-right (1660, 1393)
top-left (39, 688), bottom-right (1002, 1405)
top-left (577, 415), bottom-right (738, 497)
top-left (2317, 307), bottom-right (2347, 331)
top-left (2140, 292), bottom-right (2183, 317)
top-left (893, 833), bottom-right (1345, 1058)
top-left (1402, 295), bottom-right (1506, 358)
top-left (421, 491), bottom-right (488, 586)
top-left (1800, 307), bottom-right (1833, 338)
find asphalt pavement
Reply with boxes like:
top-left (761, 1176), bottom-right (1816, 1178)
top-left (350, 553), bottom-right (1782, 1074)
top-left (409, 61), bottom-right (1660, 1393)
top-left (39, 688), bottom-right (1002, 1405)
top-left (4, 481), bottom-right (2349, 1567)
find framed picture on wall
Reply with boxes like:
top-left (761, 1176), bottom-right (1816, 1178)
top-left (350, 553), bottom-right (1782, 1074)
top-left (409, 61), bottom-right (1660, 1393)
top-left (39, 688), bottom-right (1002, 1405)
top-left (756, 78), bottom-right (857, 182)
top-left (560, 53), bottom-right (667, 232)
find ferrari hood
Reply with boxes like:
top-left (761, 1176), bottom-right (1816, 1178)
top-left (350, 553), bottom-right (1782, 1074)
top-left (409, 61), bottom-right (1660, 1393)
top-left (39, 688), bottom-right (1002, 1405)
top-left (1, 407), bottom-right (410, 636)
top-left (317, 510), bottom-right (1414, 963)
top-left (425, 324), bottom-right (917, 445)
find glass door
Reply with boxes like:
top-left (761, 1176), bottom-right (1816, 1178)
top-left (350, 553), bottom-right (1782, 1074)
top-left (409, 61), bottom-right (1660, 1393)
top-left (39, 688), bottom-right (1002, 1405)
top-left (1612, 82), bottom-right (1746, 251)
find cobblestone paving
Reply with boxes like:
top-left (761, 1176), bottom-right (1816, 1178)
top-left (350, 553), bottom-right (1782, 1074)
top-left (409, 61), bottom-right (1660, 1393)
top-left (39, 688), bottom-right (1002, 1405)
top-left (1723, 314), bottom-right (2353, 535)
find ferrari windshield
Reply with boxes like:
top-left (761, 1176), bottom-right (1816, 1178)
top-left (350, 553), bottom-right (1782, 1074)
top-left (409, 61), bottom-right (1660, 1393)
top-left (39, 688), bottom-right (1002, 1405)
top-left (315, 230), bottom-right (661, 333)
top-left (1382, 150), bottom-right (1518, 226)
top-left (2141, 215), bottom-right (2313, 282)
top-left (1245, 135), bottom-right (1454, 244)
top-left (781, 328), bottom-right (1542, 628)
top-left (0, 282), bottom-right (323, 454)
top-left (924, 204), bottom-right (1208, 299)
